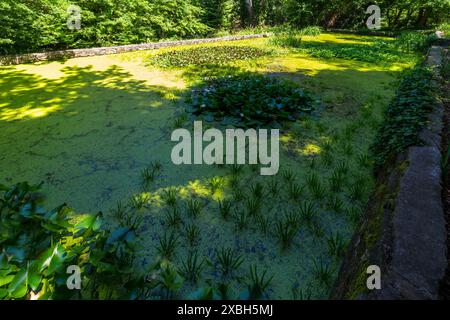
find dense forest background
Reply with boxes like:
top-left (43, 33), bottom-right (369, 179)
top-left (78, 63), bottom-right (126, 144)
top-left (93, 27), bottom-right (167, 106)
top-left (0, 0), bottom-right (449, 54)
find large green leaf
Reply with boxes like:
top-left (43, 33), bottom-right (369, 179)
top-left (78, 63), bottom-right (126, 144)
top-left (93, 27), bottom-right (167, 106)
top-left (38, 243), bottom-right (66, 275)
top-left (8, 266), bottom-right (28, 298)
top-left (0, 252), bottom-right (8, 270)
top-left (0, 274), bottom-right (15, 287)
top-left (75, 213), bottom-right (102, 231)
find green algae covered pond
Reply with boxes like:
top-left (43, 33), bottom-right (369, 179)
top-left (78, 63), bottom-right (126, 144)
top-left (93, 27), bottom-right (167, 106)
top-left (0, 33), bottom-right (419, 299)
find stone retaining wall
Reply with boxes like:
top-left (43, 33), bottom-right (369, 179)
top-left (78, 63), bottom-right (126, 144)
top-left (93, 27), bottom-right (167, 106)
top-left (0, 34), bottom-right (268, 65)
top-left (332, 45), bottom-right (448, 300)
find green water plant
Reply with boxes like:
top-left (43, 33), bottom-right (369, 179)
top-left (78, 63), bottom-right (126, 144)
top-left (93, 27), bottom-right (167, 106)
top-left (165, 206), bottom-right (182, 228)
top-left (185, 224), bottom-right (200, 247)
top-left (218, 199), bottom-right (232, 220)
top-left (179, 251), bottom-right (205, 284)
top-left (326, 232), bottom-right (347, 259)
top-left (299, 201), bottom-right (317, 223)
top-left (250, 182), bottom-right (264, 200)
top-left (274, 219), bottom-right (298, 250)
top-left (246, 265), bottom-right (273, 300)
top-left (268, 178), bottom-right (279, 196)
top-left (187, 198), bottom-right (203, 218)
top-left (156, 232), bottom-right (178, 260)
top-left (313, 258), bottom-right (333, 288)
top-left (245, 197), bottom-right (261, 217)
top-left (274, 219), bottom-right (297, 250)
top-left (282, 169), bottom-right (296, 183)
top-left (187, 73), bottom-right (316, 127)
top-left (209, 177), bottom-right (225, 194)
top-left (161, 188), bottom-right (177, 207)
top-left (234, 210), bottom-right (248, 231)
top-left (288, 182), bottom-right (303, 202)
top-left (216, 247), bottom-right (244, 277)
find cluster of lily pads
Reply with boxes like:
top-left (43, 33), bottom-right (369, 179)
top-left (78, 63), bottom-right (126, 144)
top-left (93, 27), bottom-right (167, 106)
top-left (185, 74), bottom-right (317, 127)
top-left (148, 46), bottom-right (270, 68)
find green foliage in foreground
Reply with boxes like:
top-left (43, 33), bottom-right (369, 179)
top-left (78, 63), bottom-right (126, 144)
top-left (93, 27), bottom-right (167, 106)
top-left (186, 74), bottom-right (317, 127)
top-left (0, 181), bottom-right (148, 300)
top-left (148, 46), bottom-right (270, 68)
top-left (371, 66), bottom-right (437, 167)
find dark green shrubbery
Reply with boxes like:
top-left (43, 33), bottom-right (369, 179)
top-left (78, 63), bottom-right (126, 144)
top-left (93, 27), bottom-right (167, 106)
top-left (148, 46), bottom-right (270, 68)
top-left (0, 181), bottom-right (149, 299)
top-left (269, 25), bottom-right (322, 48)
top-left (394, 31), bottom-right (438, 53)
top-left (370, 67), bottom-right (437, 167)
top-left (186, 73), bottom-right (317, 127)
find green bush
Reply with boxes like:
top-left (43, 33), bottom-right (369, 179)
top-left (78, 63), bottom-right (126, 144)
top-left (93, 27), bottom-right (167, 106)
top-left (0, 181), bottom-right (150, 300)
top-left (186, 73), bottom-right (317, 127)
top-left (371, 67), bottom-right (437, 167)
top-left (438, 23), bottom-right (450, 37)
top-left (148, 46), bottom-right (270, 68)
top-left (301, 26), bottom-right (322, 37)
top-left (394, 31), bottom-right (437, 53)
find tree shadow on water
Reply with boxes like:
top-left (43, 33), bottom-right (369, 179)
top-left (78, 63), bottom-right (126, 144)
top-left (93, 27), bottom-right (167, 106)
top-left (0, 64), bottom-right (185, 211)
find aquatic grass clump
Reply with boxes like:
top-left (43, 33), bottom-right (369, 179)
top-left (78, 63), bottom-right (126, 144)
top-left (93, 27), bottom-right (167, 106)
top-left (111, 201), bottom-right (127, 221)
top-left (313, 258), bottom-right (334, 288)
top-left (281, 169), bottom-right (296, 183)
top-left (149, 46), bottom-right (270, 68)
top-left (246, 265), bottom-right (274, 299)
top-left (141, 161), bottom-right (162, 189)
top-left (327, 196), bottom-right (344, 213)
top-left (165, 206), bottom-right (182, 228)
top-left (141, 168), bottom-right (155, 187)
top-left (299, 201), bottom-right (317, 223)
top-left (346, 206), bottom-right (363, 225)
top-left (250, 182), bottom-right (264, 200)
top-left (328, 171), bottom-right (344, 192)
top-left (336, 161), bottom-right (349, 176)
top-left (187, 198), bottom-right (203, 218)
top-left (218, 199), bottom-right (232, 220)
top-left (185, 224), bottom-right (200, 247)
top-left (187, 73), bottom-right (316, 127)
top-left (208, 176), bottom-right (225, 194)
top-left (310, 181), bottom-right (326, 201)
top-left (156, 232), bottom-right (179, 260)
top-left (268, 178), bottom-right (279, 196)
top-left (216, 247), bottom-right (244, 277)
top-left (288, 182), bottom-right (303, 202)
top-left (161, 188), bottom-right (177, 207)
top-left (357, 153), bottom-right (372, 168)
top-left (245, 197), bottom-right (261, 217)
top-left (179, 251), bottom-right (205, 284)
top-left (326, 232), bottom-right (347, 259)
top-left (274, 219), bottom-right (298, 250)
top-left (129, 193), bottom-right (149, 210)
top-left (234, 210), bottom-right (248, 231)
top-left (257, 214), bottom-right (271, 235)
